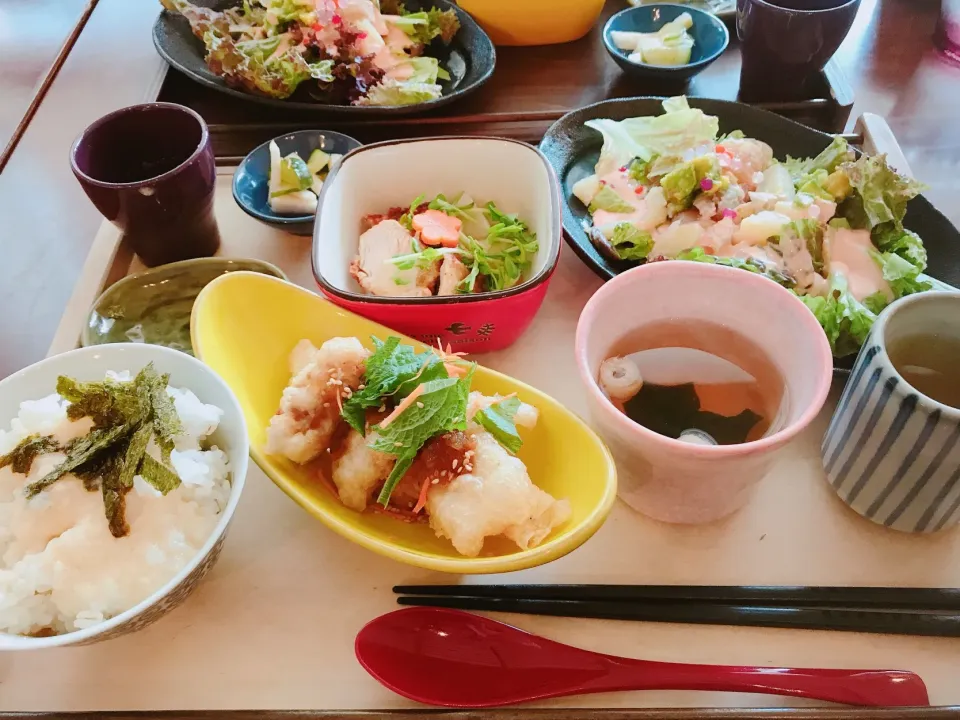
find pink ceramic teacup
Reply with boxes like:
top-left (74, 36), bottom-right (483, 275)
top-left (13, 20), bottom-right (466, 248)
top-left (575, 262), bottom-right (833, 524)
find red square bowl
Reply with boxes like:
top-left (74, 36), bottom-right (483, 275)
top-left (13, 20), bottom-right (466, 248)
top-left (311, 137), bottom-right (562, 353)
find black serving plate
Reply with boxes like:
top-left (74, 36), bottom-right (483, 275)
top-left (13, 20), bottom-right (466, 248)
top-left (539, 97), bottom-right (960, 371)
top-left (153, 0), bottom-right (495, 116)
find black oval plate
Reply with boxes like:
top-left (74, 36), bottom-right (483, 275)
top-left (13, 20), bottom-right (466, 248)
top-left (539, 97), bottom-right (960, 371)
top-left (153, 0), bottom-right (495, 116)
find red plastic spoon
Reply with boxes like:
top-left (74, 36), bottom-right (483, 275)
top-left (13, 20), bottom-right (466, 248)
top-left (355, 608), bottom-right (929, 708)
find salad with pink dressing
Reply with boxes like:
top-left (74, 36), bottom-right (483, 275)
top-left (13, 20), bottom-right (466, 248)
top-left (160, 0), bottom-right (459, 106)
top-left (573, 97), bottom-right (931, 357)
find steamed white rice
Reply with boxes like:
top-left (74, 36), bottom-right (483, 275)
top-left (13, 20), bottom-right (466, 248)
top-left (0, 370), bottom-right (231, 636)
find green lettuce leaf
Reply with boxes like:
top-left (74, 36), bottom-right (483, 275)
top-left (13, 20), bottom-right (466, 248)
top-left (798, 271), bottom-right (878, 358)
top-left (354, 79), bottom-right (443, 106)
top-left (394, 56), bottom-right (448, 84)
top-left (870, 248), bottom-right (933, 299)
top-left (838, 153), bottom-right (926, 238)
top-left (584, 96), bottom-right (719, 176)
top-left (372, 369), bottom-right (474, 505)
top-left (873, 227), bottom-right (927, 272)
top-left (588, 185), bottom-right (635, 214)
top-left (782, 218), bottom-right (824, 273)
top-left (475, 396), bottom-right (523, 454)
top-left (862, 291), bottom-right (890, 315)
top-left (675, 247), bottom-right (794, 287)
top-left (610, 223), bottom-right (653, 261)
top-left (389, 7), bottom-right (460, 45)
top-left (785, 136), bottom-right (853, 179)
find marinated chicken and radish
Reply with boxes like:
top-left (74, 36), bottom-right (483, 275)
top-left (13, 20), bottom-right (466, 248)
top-left (0, 365), bottom-right (232, 636)
top-left (573, 96), bottom-right (932, 357)
top-left (265, 336), bottom-right (570, 556)
top-left (160, 0), bottom-right (460, 107)
top-left (349, 193), bottom-right (539, 298)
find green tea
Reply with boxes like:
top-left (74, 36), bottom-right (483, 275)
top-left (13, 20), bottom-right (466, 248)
top-left (888, 333), bottom-right (960, 409)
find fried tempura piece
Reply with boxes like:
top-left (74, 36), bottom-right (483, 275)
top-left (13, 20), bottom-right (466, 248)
top-left (331, 428), bottom-right (395, 512)
top-left (426, 429), bottom-right (571, 557)
top-left (266, 338), bottom-right (369, 464)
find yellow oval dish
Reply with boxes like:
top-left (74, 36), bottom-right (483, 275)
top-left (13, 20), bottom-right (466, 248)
top-left (191, 272), bottom-right (617, 574)
top-left (458, 0), bottom-right (606, 46)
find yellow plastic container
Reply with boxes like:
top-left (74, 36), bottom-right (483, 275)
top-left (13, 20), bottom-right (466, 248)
top-left (191, 272), bottom-right (618, 574)
top-left (458, 0), bottom-right (607, 46)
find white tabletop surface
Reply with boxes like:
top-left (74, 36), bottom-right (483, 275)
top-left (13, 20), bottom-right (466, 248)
top-left (6, 174), bottom-right (960, 713)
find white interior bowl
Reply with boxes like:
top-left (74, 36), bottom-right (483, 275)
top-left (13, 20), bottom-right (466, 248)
top-left (312, 136), bottom-right (561, 301)
top-left (0, 344), bottom-right (249, 649)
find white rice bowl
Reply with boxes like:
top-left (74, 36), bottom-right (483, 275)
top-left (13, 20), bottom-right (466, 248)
top-left (0, 344), bottom-right (248, 649)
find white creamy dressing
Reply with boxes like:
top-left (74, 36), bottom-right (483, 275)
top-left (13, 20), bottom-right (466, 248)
top-left (592, 169), bottom-right (644, 226)
top-left (826, 227), bottom-right (892, 301)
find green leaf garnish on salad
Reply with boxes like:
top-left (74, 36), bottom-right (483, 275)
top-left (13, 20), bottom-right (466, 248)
top-left (341, 336), bottom-right (443, 434)
top-left (574, 95), bottom-right (936, 357)
top-left (383, 193), bottom-right (539, 294)
top-left (160, 0), bottom-right (458, 106)
top-left (611, 223), bottom-right (654, 261)
top-left (372, 370), bottom-right (473, 506)
top-left (474, 396), bottom-right (523, 455)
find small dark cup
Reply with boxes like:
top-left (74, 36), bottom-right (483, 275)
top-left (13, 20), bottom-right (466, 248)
top-left (737, 0), bottom-right (861, 102)
top-left (71, 103), bottom-right (220, 267)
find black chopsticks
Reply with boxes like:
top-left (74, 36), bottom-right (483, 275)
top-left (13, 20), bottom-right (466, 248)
top-left (393, 584), bottom-right (960, 638)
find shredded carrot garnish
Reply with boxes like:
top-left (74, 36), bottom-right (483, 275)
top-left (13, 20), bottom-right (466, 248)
top-left (379, 384), bottom-right (425, 429)
top-left (412, 475), bottom-right (433, 514)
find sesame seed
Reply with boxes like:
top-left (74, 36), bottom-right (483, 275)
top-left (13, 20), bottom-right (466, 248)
top-left (431, 478), bottom-right (439, 485)
top-left (452, 459), bottom-right (458, 469)
top-left (394, 442), bottom-right (403, 447)
top-left (358, 384), bottom-right (365, 390)
top-left (416, 402), bottom-right (424, 409)
top-left (408, 502), bottom-right (414, 508)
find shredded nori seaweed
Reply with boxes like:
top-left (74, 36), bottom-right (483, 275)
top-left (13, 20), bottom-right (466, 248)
top-left (139, 454), bottom-right (181, 495)
top-left (22, 362), bottom-right (186, 538)
top-left (25, 425), bottom-right (129, 498)
top-left (98, 453), bottom-right (129, 538)
top-left (0, 434), bottom-right (61, 475)
top-left (118, 424), bottom-right (152, 490)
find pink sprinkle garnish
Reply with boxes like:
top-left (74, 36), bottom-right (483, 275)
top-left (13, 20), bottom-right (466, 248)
top-left (700, 177), bottom-right (714, 191)
top-left (634, 186), bottom-right (644, 195)
top-left (619, 165), bottom-right (627, 173)
top-left (332, 13), bottom-right (342, 25)
top-left (722, 208), bottom-right (737, 220)
top-left (357, 31), bottom-right (368, 39)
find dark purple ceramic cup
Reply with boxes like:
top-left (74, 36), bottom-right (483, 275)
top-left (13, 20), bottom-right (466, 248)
top-left (71, 103), bottom-right (220, 267)
top-left (737, 0), bottom-right (861, 102)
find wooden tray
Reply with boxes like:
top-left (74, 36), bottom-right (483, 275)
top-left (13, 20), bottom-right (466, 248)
top-left (29, 116), bottom-right (960, 717)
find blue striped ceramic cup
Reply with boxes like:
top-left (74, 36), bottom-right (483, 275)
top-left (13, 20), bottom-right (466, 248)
top-left (823, 291), bottom-right (960, 533)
